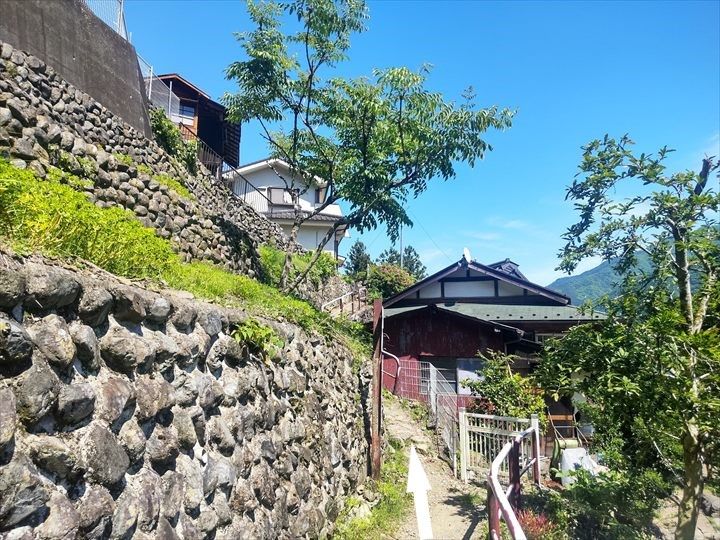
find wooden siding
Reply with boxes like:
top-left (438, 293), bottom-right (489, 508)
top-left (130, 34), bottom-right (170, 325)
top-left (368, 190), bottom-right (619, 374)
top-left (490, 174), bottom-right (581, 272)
top-left (383, 308), bottom-right (505, 360)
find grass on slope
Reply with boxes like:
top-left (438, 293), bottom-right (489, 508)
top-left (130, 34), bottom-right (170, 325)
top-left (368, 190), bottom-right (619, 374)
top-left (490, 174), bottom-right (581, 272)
top-left (333, 437), bottom-right (411, 539)
top-left (0, 159), bottom-right (369, 357)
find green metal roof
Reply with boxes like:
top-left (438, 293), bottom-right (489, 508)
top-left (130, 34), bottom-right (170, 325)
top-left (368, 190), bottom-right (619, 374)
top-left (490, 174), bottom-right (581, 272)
top-left (442, 303), bottom-right (605, 322)
top-left (384, 303), bottom-right (605, 322)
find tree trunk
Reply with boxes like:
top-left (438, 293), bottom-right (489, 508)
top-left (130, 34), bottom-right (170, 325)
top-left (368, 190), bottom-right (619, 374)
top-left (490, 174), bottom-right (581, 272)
top-left (279, 222), bottom-right (301, 291)
top-left (675, 422), bottom-right (703, 540)
top-left (287, 223), bottom-right (340, 293)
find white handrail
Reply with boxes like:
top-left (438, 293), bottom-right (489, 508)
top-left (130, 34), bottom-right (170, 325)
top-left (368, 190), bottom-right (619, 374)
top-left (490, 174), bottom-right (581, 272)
top-left (486, 421), bottom-right (541, 540)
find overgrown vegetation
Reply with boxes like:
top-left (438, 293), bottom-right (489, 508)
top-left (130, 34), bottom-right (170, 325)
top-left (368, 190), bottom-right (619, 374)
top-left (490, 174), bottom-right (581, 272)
top-left (523, 469), bottom-right (670, 539)
top-left (153, 173), bottom-right (194, 201)
top-left (0, 159), bottom-right (369, 360)
top-left (232, 318), bottom-right (284, 360)
top-left (461, 351), bottom-right (547, 426)
top-left (538, 137), bottom-right (719, 538)
top-left (258, 244), bottom-right (337, 288)
top-left (366, 263), bottom-right (415, 300)
top-left (333, 438), bottom-right (411, 539)
top-left (148, 107), bottom-right (198, 174)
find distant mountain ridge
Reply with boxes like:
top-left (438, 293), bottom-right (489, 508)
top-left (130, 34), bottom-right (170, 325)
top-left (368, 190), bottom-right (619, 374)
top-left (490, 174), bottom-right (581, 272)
top-left (546, 254), bottom-right (652, 305)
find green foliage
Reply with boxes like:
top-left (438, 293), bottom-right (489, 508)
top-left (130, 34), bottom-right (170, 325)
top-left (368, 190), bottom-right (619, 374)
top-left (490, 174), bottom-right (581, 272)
top-left (344, 240), bottom-right (371, 279)
top-left (525, 470), bottom-right (669, 540)
top-left (461, 351), bottom-right (547, 425)
top-left (232, 318), bottom-right (283, 359)
top-left (366, 263), bottom-right (414, 300)
top-left (258, 245), bottom-right (337, 288)
top-left (137, 164), bottom-right (152, 175)
top-left (0, 160), bottom-right (176, 279)
top-left (224, 0), bottom-right (512, 288)
top-left (545, 135), bottom-right (720, 537)
top-left (333, 438), bottom-right (411, 539)
top-left (112, 152), bottom-right (134, 167)
top-left (377, 245), bottom-right (427, 281)
top-left (0, 159), bottom-right (369, 363)
top-left (148, 107), bottom-right (197, 174)
top-left (153, 174), bottom-right (194, 201)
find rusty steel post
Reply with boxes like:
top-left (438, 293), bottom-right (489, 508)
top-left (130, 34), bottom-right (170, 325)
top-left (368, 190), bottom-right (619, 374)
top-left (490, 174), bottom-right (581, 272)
top-left (508, 441), bottom-right (521, 510)
top-left (370, 299), bottom-right (383, 480)
top-left (487, 478), bottom-right (500, 540)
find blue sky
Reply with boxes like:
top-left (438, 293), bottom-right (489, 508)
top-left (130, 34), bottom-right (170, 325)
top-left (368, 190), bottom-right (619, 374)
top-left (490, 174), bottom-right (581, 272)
top-left (125, 0), bottom-right (720, 285)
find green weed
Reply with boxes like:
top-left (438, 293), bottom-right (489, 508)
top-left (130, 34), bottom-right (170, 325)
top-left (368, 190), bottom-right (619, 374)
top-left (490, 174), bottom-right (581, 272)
top-left (0, 159), bottom-right (368, 361)
top-left (232, 318), bottom-right (284, 359)
top-left (112, 152), bottom-right (134, 167)
top-left (258, 244), bottom-right (338, 288)
top-left (334, 438), bottom-right (412, 539)
top-left (153, 174), bottom-right (194, 201)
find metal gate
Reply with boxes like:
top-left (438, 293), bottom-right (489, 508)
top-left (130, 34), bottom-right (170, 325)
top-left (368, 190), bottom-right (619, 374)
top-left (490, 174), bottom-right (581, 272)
top-left (427, 364), bottom-right (460, 476)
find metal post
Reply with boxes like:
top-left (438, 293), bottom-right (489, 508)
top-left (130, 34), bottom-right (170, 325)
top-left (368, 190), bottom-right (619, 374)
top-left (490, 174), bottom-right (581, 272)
top-left (530, 414), bottom-right (541, 485)
top-left (508, 441), bottom-right (521, 510)
top-left (116, 0), bottom-right (124, 35)
top-left (168, 80), bottom-right (173, 117)
top-left (370, 299), bottom-right (383, 480)
top-left (459, 407), bottom-right (468, 483)
top-left (487, 479), bottom-right (500, 540)
top-left (399, 226), bottom-right (404, 270)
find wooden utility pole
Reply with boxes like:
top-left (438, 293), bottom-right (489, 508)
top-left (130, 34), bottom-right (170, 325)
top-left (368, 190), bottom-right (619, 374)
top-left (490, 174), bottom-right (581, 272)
top-left (370, 299), bottom-right (383, 480)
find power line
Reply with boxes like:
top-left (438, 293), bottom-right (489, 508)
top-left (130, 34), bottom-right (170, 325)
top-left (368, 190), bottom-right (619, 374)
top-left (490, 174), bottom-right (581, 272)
top-left (407, 209), bottom-right (456, 264)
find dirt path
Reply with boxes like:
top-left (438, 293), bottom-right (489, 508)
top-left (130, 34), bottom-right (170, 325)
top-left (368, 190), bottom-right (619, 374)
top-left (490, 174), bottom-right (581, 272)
top-left (384, 397), bottom-right (487, 540)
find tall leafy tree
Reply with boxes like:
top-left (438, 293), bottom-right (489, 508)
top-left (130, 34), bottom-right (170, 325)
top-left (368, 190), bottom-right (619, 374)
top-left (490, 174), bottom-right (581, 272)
top-left (223, 0), bottom-right (513, 291)
top-left (377, 245), bottom-right (427, 281)
top-left (538, 135), bottom-right (719, 539)
top-left (344, 240), bottom-right (371, 278)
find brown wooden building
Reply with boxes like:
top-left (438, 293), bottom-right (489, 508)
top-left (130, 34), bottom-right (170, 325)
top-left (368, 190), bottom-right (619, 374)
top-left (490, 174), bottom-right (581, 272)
top-left (381, 255), bottom-right (603, 396)
top-left (157, 74), bottom-right (241, 168)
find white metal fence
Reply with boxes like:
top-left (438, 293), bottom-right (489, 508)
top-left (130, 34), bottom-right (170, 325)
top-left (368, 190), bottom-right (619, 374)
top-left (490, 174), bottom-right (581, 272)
top-left (384, 357), bottom-right (541, 483)
top-left (137, 55), bottom-right (180, 119)
top-left (459, 411), bottom-right (538, 483)
top-left (83, 0), bottom-right (128, 40)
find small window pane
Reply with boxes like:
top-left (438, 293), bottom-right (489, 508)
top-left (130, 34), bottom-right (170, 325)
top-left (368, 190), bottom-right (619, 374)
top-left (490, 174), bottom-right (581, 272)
top-left (179, 103), bottom-right (195, 118)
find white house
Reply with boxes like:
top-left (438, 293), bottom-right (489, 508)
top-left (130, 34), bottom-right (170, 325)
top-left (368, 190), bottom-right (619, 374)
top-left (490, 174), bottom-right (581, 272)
top-left (225, 158), bottom-right (348, 257)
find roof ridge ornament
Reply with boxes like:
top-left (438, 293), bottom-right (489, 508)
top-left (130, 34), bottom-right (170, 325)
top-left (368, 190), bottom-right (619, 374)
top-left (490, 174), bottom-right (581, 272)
top-left (463, 247), bottom-right (472, 262)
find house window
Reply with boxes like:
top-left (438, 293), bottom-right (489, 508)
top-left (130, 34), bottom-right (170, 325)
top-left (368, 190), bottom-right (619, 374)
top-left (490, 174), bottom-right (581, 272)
top-left (535, 333), bottom-right (564, 345)
top-left (315, 187), bottom-right (327, 204)
top-left (178, 102), bottom-right (196, 125)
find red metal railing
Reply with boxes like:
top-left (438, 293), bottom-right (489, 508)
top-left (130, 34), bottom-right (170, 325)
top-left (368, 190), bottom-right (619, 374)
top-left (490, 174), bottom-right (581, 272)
top-left (487, 424), bottom-right (542, 540)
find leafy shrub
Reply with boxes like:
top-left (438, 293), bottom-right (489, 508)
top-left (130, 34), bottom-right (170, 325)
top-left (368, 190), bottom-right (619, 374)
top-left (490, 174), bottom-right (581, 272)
top-left (462, 351), bottom-right (547, 425)
top-left (561, 468), bottom-right (669, 539)
top-left (232, 318), bottom-right (283, 359)
top-left (366, 263), bottom-right (414, 300)
top-left (148, 107), bottom-right (197, 174)
top-left (524, 469), bottom-right (670, 540)
top-left (258, 245), bottom-right (338, 288)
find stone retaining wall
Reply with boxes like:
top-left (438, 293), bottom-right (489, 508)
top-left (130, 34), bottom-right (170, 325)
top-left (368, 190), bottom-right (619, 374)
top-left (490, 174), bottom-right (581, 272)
top-left (0, 40), bottom-right (294, 278)
top-left (0, 253), bottom-right (369, 538)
